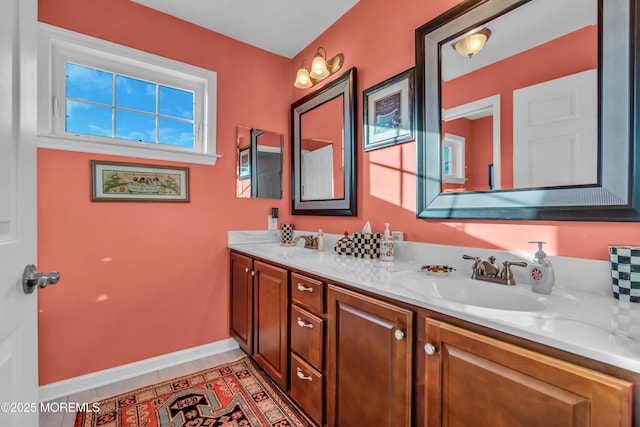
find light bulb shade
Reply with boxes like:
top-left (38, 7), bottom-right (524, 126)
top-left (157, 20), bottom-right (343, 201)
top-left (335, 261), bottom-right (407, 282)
top-left (294, 65), bottom-right (312, 89)
top-left (310, 51), bottom-right (330, 79)
top-left (453, 28), bottom-right (491, 58)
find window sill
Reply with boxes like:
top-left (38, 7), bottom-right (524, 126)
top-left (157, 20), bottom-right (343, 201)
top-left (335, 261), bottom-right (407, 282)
top-left (37, 134), bottom-right (220, 165)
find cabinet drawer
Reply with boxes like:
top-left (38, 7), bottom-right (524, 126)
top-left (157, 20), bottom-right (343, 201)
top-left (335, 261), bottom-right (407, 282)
top-left (291, 273), bottom-right (324, 313)
top-left (290, 353), bottom-right (323, 426)
top-left (291, 305), bottom-right (324, 369)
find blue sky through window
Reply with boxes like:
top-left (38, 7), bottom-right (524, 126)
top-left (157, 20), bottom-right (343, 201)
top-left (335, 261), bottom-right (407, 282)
top-left (65, 63), bottom-right (195, 148)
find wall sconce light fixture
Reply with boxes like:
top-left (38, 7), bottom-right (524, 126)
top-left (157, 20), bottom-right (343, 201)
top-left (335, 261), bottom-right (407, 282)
top-left (452, 28), bottom-right (491, 58)
top-left (294, 47), bottom-right (344, 89)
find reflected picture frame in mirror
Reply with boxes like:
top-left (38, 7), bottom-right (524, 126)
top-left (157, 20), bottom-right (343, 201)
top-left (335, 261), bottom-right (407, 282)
top-left (291, 68), bottom-right (357, 216)
top-left (415, 0), bottom-right (640, 220)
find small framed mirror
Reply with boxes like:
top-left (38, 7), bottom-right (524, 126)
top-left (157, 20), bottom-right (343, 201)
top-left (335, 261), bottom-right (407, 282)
top-left (235, 125), bottom-right (283, 199)
top-left (291, 68), bottom-right (357, 216)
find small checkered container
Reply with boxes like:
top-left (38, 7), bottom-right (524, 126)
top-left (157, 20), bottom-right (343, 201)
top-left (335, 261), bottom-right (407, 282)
top-left (334, 233), bottom-right (353, 256)
top-left (352, 232), bottom-right (381, 259)
top-left (609, 245), bottom-right (640, 303)
top-left (281, 224), bottom-right (294, 244)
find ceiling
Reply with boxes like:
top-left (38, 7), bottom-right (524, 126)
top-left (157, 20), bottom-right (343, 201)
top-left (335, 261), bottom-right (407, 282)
top-left (130, 0), bottom-right (359, 58)
top-left (441, 0), bottom-right (596, 81)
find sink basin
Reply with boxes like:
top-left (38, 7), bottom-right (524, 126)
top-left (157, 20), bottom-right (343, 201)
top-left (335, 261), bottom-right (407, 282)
top-left (385, 270), bottom-right (580, 313)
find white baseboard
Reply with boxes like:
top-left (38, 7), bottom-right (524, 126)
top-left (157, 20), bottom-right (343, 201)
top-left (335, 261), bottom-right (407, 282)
top-left (39, 338), bottom-right (240, 402)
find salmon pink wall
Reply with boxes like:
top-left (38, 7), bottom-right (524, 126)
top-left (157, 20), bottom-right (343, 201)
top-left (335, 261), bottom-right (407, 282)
top-left (37, 0), bottom-right (640, 386)
top-left (37, 0), bottom-right (292, 385)
top-left (288, 0), bottom-right (639, 262)
top-left (442, 25), bottom-right (597, 188)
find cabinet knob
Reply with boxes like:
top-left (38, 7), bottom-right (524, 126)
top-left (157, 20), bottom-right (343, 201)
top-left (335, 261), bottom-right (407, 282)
top-left (297, 283), bottom-right (313, 292)
top-left (296, 368), bottom-right (313, 381)
top-left (297, 317), bottom-right (314, 329)
top-left (245, 267), bottom-right (250, 273)
top-left (424, 343), bottom-right (437, 355)
top-left (394, 329), bottom-right (405, 340)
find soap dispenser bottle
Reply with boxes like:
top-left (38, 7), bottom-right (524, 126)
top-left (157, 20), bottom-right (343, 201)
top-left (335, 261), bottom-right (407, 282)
top-left (528, 241), bottom-right (554, 294)
top-left (380, 223), bottom-right (395, 262)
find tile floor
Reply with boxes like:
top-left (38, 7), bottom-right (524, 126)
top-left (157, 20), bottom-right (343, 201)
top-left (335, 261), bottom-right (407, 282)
top-left (40, 348), bottom-right (246, 427)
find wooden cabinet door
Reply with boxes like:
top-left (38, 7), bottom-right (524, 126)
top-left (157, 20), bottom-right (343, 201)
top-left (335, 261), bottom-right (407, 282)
top-left (229, 252), bottom-right (253, 354)
top-left (424, 318), bottom-right (633, 427)
top-left (253, 260), bottom-right (289, 390)
top-left (327, 285), bottom-right (413, 427)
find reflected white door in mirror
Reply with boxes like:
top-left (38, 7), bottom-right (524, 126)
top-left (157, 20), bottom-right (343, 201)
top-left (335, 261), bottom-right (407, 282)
top-left (513, 69), bottom-right (597, 189)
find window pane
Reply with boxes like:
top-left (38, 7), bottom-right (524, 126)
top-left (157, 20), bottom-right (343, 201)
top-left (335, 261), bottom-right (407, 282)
top-left (66, 63), bottom-right (113, 105)
top-left (159, 86), bottom-right (194, 120)
top-left (66, 100), bottom-right (112, 137)
top-left (115, 110), bottom-right (156, 143)
top-left (443, 146), bottom-right (451, 176)
top-left (116, 76), bottom-right (156, 114)
top-left (159, 118), bottom-right (194, 148)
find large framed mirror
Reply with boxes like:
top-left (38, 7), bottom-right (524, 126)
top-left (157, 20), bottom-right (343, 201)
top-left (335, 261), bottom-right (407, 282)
top-left (236, 125), bottom-right (283, 199)
top-left (291, 67), bottom-right (357, 216)
top-left (415, 0), bottom-right (640, 220)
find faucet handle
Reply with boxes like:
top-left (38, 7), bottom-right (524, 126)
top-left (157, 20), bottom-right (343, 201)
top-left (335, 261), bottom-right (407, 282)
top-left (501, 260), bottom-right (528, 285)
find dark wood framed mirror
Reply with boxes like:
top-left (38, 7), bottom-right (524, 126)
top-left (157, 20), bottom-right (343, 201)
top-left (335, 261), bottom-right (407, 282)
top-left (291, 67), bottom-right (357, 216)
top-left (415, 0), bottom-right (640, 220)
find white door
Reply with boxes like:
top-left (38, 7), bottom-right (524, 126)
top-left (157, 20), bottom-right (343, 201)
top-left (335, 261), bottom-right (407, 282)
top-left (301, 144), bottom-right (334, 200)
top-left (513, 69), bottom-right (597, 188)
top-left (0, 0), bottom-right (39, 425)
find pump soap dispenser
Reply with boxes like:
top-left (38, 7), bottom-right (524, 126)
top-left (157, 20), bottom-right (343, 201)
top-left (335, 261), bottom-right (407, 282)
top-left (380, 223), bottom-right (395, 261)
top-left (528, 241), bottom-right (555, 294)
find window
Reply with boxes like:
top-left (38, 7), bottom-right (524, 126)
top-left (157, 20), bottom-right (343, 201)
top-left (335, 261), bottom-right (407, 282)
top-left (38, 24), bottom-right (218, 165)
top-left (442, 133), bottom-right (466, 184)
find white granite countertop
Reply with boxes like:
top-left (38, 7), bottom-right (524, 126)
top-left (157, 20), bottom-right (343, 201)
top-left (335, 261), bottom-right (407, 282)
top-left (228, 230), bottom-right (640, 374)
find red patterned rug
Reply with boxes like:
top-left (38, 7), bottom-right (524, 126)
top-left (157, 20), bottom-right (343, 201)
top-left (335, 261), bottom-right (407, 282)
top-left (74, 356), bottom-right (313, 427)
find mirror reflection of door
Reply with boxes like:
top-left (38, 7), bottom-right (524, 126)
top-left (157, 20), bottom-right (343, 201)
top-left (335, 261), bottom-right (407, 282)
top-left (300, 95), bottom-right (345, 201)
top-left (513, 69), bottom-right (597, 188)
top-left (302, 142), bottom-right (334, 200)
top-left (440, 0), bottom-right (597, 192)
top-left (235, 125), bottom-right (283, 199)
top-left (254, 130), bottom-right (283, 198)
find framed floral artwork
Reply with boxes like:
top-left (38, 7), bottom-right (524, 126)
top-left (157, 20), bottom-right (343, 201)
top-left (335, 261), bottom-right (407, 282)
top-left (91, 161), bottom-right (190, 202)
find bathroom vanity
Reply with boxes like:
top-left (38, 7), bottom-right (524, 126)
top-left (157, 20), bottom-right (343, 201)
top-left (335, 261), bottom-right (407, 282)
top-left (228, 232), bottom-right (638, 426)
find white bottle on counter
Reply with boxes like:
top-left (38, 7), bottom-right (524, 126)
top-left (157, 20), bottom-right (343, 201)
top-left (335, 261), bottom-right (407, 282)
top-left (528, 241), bottom-right (554, 294)
top-left (380, 223), bottom-right (394, 261)
top-left (317, 229), bottom-right (324, 251)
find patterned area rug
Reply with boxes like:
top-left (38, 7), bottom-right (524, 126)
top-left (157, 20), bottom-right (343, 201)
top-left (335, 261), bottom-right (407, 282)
top-left (74, 356), bottom-right (313, 427)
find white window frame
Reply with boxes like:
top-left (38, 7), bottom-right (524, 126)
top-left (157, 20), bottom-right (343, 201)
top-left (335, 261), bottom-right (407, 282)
top-left (37, 23), bottom-right (219, 165)
top-left (442, 133), bottom-right (466, 184)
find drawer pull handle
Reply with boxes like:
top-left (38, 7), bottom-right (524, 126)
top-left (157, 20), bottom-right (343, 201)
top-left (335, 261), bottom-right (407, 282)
top-left (297, 318), bottom-right (314, 329)
top-left (296, 368), bottom-right (313, 381)
top-left (424, 343), bottom-right (437, 355)
top-left (297, 283), bottom-right (313, 292)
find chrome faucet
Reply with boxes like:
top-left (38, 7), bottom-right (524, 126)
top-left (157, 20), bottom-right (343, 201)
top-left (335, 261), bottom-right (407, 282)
top-left (295, 234), bottom-right (318, 249)
top-left (462, 254), bottom-right (527, 286)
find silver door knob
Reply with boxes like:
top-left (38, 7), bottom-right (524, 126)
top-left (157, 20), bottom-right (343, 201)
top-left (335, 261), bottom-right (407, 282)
top-left (394, 329), bottom-right (405, 340)
top-left (22, 264), bottom-right (60, 294)
top-left (424, 343), bottom-right (437, 355)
